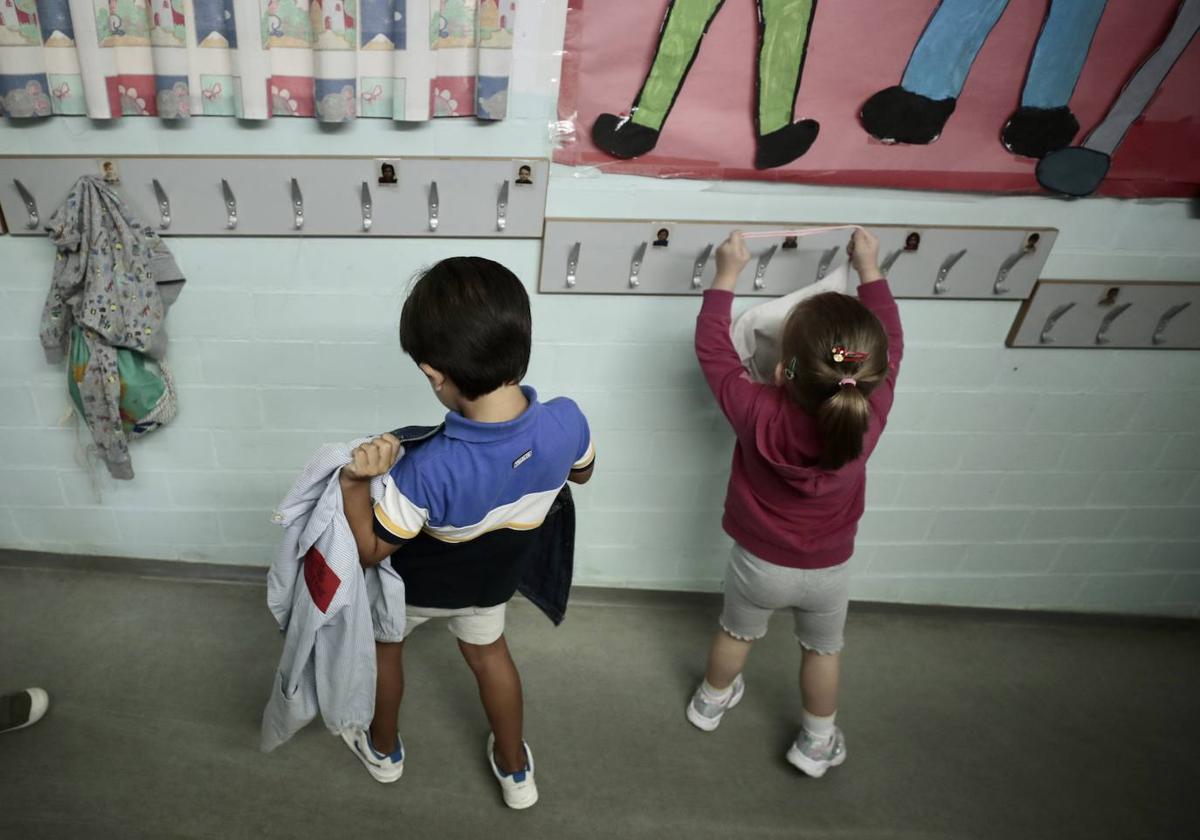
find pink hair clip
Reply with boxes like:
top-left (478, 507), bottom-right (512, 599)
top-left (832, 345), bottom-right (869, 364)
top-left (838, 377), bottom-right (857, 388)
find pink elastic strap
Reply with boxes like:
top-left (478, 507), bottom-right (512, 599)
top-left (838, 378), bottom-right (857, 387)
top-left (741, 224), bottom-right (866, 240)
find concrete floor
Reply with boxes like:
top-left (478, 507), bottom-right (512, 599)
top-left (1, 560), bottom-right (1198, 840)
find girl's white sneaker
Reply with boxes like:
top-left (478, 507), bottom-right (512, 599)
top-left (786, 727), bottom-right (846, 777)
top-left (685, 674), bottom-right (745, 732)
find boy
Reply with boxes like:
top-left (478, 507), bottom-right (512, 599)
top-left (340, 257), bottom-right (594, 809)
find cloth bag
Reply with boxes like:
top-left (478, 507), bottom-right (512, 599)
top-left (730, 263), bottom-right (852, 383)
top-left (67, 326), bottom-right (177, 437)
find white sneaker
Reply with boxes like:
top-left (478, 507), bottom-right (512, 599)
top-left (342, 728), bottom-right (404, 783)
top-left (487, 733), bottom-right (538, 809)
top-left (786, 727), bottom-right (847, 778)
top-left (0, 688), bottom-right (49, 734)
top-left (685, 674), bottom-right (745, 732)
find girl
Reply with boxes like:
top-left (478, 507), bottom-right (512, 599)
top-left (686, 228), bottom-right (902, 777)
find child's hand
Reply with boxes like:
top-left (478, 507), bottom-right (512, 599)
top-left (343, 433), bottom-right (401, 481)
top-left (848, 228), bottom-right (881, 281)
top-left (713, 231), bottom-right (751, 291)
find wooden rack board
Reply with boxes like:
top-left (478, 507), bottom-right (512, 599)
top-left (0, 156), bottom-right (549, 238)
top-left (539, 218), bottom-right (1058, 300)
top-left (1007, 280), bottom-right (1200, 349)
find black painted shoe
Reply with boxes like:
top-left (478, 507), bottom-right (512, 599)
top-left (754, 119), bottom-right (820, 169)
top-left (591, 113), bottom-right (662, 159)
top-left (1001, 106), bottom-right (1080, 158)
top-left (860, 86), bottom-right (956, 144)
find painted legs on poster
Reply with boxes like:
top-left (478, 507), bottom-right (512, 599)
top-left (861, 0), bottom-right (1107, 157)
top-left (592, 0), bottom-right (822, 168)
top-left (1038, 0), bottom-right (1200, 195)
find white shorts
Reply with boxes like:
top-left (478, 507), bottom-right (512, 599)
top-left (402, 603), bottom-right (507, 646)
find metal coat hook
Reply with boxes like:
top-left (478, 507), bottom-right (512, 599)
top-left (1095, 302), bottom-right (1132, 345)
top-left (629, 242), bottom-right (647, 289)
top-left (993, 248), bottom-right (1031, 295)
top-left (754, 245), bottom-right (777, 291)
top-left (13, 179), bottom-right (38, 229)
top-left (428, 181), bottom-right (440, 231)
top-left (152, 179), bottom-right (171, 230)
top-left (816, 246), bottom-right (839, 280)
top-left (1039, 302), bottom-right (1075, 344)
top-left (290, 178), bottom-right (304, 230)
top-left (880, 249), bottom-right (903, 276)
top-left (1152, 302), bottom-right (1191, 345)
top-left (566, 242), bottom-right (580, 288)
top-left (497, 180), bottom-right (509, 232)
top-left (360, 181), bottom-right (373, 232)
top-left (934, 249), bottom-right (967, 296)
top-left (692, 244), bottom-right (713, 290)
top-left (221, 179), bottom-right (238, 230)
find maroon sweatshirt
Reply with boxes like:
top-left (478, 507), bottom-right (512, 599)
top-left (695, 281), bottom-right (904, 569)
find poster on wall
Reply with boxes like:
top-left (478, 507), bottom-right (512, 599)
top-left (556, 0), bottom-right (1200, 197)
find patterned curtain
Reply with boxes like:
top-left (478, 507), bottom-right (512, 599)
top-left (0, 0), bottom-right (514, 121)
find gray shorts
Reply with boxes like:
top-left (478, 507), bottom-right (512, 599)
top-left (720, 543), bottom-right (850, 654)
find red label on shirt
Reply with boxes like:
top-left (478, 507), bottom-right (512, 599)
top-left (303, 546), bottom-right (340, 613)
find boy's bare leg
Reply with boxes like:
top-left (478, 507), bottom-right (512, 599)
top-left (704, 629), bottom-right (753, 690)
top-left (800, 649), bottom-right (840, 717)
top-left (370, 640), bottom-right (405, 754)
top-left (459, 635), bottom-right (525, 773)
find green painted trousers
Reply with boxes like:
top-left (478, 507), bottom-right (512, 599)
top-left (629, 0), bottom-right (817, 136)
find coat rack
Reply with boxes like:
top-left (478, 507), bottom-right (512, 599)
top-left (1007, 280), bottom-right (1200, 349)
top-left (0, 156), bottom-right (549, 239)
top-left (539, 219), bottom-right (1059, 300)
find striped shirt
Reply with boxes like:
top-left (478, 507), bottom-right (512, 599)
top-left (373, 386), bottom-right (592, 608)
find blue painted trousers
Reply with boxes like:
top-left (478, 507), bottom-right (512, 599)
top-left (901, 0), bottom-right (1108, 107)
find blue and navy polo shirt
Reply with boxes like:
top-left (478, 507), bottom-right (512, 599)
top-left (373, 387), bottom-right (593, 608)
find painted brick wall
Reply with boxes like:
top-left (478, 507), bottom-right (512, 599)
top-left (1, 116), bottom-right (1198, 617)
top-left (539, 173), bottom-right (1200, 617)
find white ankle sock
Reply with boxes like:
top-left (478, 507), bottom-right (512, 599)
top-left (801, 709), bottom-right (836, 741)
top-left (700, 679), bottom-right (734, 703)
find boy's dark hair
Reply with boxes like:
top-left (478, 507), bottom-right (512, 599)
top-left (399, 257), bottom-right (531, 400)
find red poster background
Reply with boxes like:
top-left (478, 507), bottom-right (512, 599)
top-left (556, 0), bottom-right (1200, 197)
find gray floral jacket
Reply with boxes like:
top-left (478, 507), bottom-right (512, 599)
top-left (40, 176), bottom-right (186, 479)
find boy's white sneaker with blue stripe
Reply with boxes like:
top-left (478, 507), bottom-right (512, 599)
top-left (487, 733), bottom-right (538, 809)
top-left (342, 728), bottom-right (404, 783)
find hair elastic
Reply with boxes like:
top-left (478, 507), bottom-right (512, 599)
top-left (838, 378), bottom-right (857, 388)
